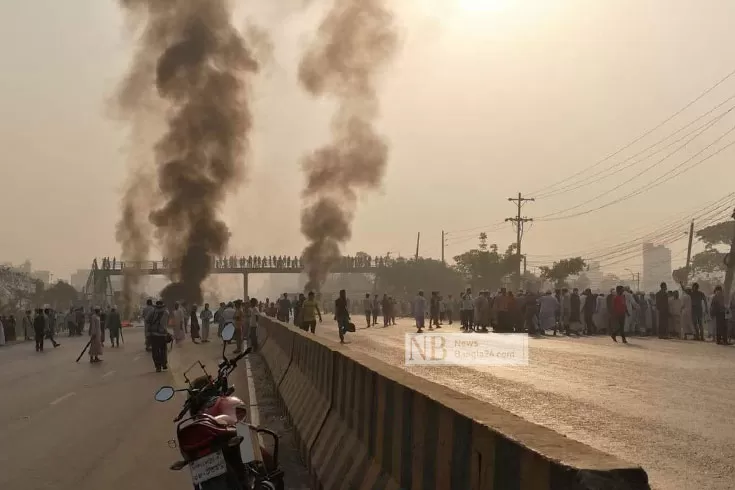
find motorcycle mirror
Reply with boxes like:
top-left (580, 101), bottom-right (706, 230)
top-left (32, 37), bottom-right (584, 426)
top-left (154, 386), bottom-right (175, 402)
top-left (222, 323), bottom-right (236, 342)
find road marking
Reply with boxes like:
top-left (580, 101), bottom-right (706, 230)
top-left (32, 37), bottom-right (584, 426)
top-left (133, 355), bottom-right (141, 362)
top-left (102, 370), bottom-right (116, 379)
top-left (50, 392), bottom-right (76, 406)
top-left (244, 357), bottom-right (264, 447)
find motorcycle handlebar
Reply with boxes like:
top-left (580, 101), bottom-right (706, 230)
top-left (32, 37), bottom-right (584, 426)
top-left (173, 348), bottom-right (253, 420)
top-left (174, 398), bottom-right (191, 422)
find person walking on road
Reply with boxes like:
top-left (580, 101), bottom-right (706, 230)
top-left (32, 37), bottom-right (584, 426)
top-left (538, 291), bottom-right (559, 334)
top-left (181, 302), bottom-right (189, 334)
top-left (655, 283), bottom-right (670, 339)
top-left (43, 307), bottom-right (60, 348)
top-left (277, 294), bottom-right (290, 323)
top-left (247, 298), bottom-right (260, 350)
top-left (414, 290), bottom-right (427, 333)
top-left (147, 301), bottom-right (170, 372)
top-left (172, 302), bottom-right (185, 344)
top-left (461, 289), bottom-right (474, 332)
top-left (362, 293), bottom-right (372, 328)
top-left (382, 294), bottom-right (391, 327)
top-left (33, 309), bottom-right (45, 352)
top-left (189, 305), bottom-right (200, 344)
top-left (301, 291), bottom-right (322, 334)
top-left (106, 306), bottom-right (122, 347)
top-left (689, 283), bottom-right (708, 341)
top-left (335, 289), bottom-right (351, 344)
top-left (200, 303), bottom-right (212, 343)
top-left (214, 302), bottom-right (226, 338)
top-left (89, 308), bottom-right (103, 363)
top-left (23, 310), bottom-right (33, 341)
top-left (711, 286), bottom-right (729, 345)
top-left (98, 308), bottom-right (107, 346)
top-left (611, 286), bottom-right (628, 344)
top-left (371, 294), bottom-right (380, 327)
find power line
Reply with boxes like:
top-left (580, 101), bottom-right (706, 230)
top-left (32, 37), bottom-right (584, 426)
top-left (524, 194), bottom-right (735, 265)
top-left (535, 126), bottom-right (735, 222)
top-left (527, 192), bottom-right (735, 259)
top-left (535, 98), bottom-right (735, 199)
top-left (444, 220), bottom-right (507, 238)
top-left (528, 66), bottom-right (735, 197)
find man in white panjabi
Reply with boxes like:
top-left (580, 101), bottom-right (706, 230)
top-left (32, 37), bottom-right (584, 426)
top-left (595, 292), bottom-right (607, 335)
top-left (680, 288), bottom-right (694, 339)
top-left (624, 288), bottom-right (636, 334)
top-left (538, 292), bottom-right (559, 333)
top-left (171, 302), bottom-right (185, 343)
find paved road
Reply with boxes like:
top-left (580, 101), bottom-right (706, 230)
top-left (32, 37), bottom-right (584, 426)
top-left (0, 329), bottom-right (190, 490)
top-left (311, 318), bottom-right (735, 490)
top-left (0, 327), bottom-right (311, 490)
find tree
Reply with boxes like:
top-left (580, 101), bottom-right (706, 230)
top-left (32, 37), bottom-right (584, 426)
top-left (683, 220), bottom-right (734, 280)
top-left (672, 266), bottom-right (689, 285)
top-left (696, 221), bottom-right (734, 247)
top-left (374, 257), bottom-right (464, 297)
top-left (453, 235), bottom-right (516, 291)
top-left (539, 257), bottom-right (586, 288)
top-left (38, 281), bottom-right (79, 309)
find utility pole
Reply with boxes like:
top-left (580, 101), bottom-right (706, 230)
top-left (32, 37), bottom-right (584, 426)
top-left (441, 230), bottom-right (446, 265)
top-left (415, 232), bottom-right (421, 261)
top-left (684, 220), bottom-right (695, 286)
top-left (723, 208), bottom-right (735, 299)
top-left (506, 192), bottom-right (534, 291)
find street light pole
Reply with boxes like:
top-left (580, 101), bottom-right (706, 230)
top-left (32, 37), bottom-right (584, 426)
top-left (625, 268), bottom-right (640, 292)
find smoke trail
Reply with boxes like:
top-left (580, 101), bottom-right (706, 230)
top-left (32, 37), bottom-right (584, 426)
top-left (298, 0), bottom-right (397, 291)
top-left (115, 0), bottom-right (259, 306)
top-left (116, 172), bottom-right (153, 315)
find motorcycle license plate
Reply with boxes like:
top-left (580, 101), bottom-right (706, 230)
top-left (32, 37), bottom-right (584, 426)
top-left (189, 451), bottom-right (227, 485)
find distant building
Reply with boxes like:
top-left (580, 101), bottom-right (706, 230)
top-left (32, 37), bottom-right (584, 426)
top-left (70, 269), bottom-right (90, 291)
top-left (642, 243), bottom-right (672, 292)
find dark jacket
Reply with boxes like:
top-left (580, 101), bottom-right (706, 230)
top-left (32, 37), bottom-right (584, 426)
top-left (33, 314), bottom-right (46, 333)
top-left (335, 297), bottom-right (349, 320)
top-left (146, 306), bottom-right (169, 337)
top-left (655, 290), bottom-right (669, 313)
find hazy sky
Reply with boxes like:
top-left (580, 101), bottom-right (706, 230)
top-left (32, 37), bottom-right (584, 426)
top-left (2, 0), bottom-right (735, 282)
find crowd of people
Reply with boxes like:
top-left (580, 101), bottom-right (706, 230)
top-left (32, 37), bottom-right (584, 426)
top-left (103, 254), bottom-right (391, 272)
top-left (139, 298), bottom-right (261, 372)
top-left (387, 282), bottom-right (734, 345)
top-left (263, 281), bottom-right (734, 346)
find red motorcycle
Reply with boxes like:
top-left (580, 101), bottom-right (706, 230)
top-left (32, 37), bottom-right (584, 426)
top-left (154, 324), bottom-right (283, 490)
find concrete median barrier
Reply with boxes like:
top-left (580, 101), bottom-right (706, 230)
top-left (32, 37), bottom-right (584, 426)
top-left (256, 316), bottom-right (649, 490)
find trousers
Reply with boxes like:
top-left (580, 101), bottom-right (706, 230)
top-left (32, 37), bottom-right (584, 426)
top-left (150, 336), bottom-right (168, 369)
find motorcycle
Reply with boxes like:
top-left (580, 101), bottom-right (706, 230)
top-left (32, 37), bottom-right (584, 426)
top-left (154, 323), bottom-right (284, 490)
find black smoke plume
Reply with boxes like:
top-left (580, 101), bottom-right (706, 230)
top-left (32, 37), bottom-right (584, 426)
top-left (115, 0), bottom-right (259, 305)
top-left (298, 0), bottom-right (398, 291)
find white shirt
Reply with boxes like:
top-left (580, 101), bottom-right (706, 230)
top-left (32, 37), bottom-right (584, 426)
top-left (222, 307), bottom-right (235, 324)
